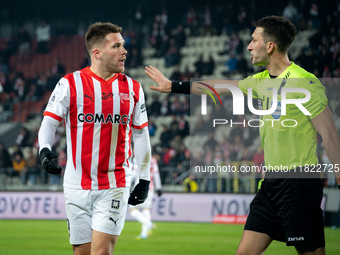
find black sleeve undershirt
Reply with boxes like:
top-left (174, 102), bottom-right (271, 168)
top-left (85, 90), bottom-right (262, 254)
top-left (171, 81), bottom-right (191, 94)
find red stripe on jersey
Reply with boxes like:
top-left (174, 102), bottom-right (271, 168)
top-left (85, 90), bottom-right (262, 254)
top-left (97, 82), bottom-right (113, 190)
top-left (80, 72), bottom-right (94, 189)
top-left (132, 122), bottom-right (148, 129)
top-left (68, 74), bottom-right (78, 171)
top-left (125, 79), bottom-right (142, 179)
top-left (43, 111), bottom-right (62, 122)
top-left (114, 75), bottom-right (132, 187)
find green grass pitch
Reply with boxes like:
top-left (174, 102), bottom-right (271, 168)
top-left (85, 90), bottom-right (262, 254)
top-left (0, 220), bottom-right (339, 255)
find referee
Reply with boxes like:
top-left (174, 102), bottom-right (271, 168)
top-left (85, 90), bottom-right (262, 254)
top-left (145, 16), bottom-right (340, 255)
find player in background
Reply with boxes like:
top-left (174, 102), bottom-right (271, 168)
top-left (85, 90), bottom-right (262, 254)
top-left (145, 16), bottom-right (340, 255)
top-left (129, 154), bottom-right (162, 239)
top-left (38, 22), bottom-right (151, 255)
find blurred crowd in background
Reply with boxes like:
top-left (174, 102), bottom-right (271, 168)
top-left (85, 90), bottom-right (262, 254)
top-left (0, 0), bottom-right (339, 192)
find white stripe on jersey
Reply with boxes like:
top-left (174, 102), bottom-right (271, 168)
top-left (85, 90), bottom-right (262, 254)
top-left (122, 76), bottom-right (135, 184)
top-left (90, 77), bottom-right (102, 189)
top-left (108, 79), bottom-right (120, 188)
top-left (74, 71), bottom-right (84, 186)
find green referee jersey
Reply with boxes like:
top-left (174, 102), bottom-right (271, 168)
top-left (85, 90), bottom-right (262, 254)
top-left (238, 62), bottom-right (327, 168)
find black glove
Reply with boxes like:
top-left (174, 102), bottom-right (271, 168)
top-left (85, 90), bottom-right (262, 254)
top-left (128, 179), bottom-right (150, 205)
top-left (39, 148), bottom-right (62, 174)
top-left (156, 189), bottom-right (163, 197)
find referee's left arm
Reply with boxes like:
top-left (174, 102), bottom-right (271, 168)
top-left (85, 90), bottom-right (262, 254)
top-left (145, 65), bottom-right (239, 95)
top-left (311, 106), bottom-right (340, 191)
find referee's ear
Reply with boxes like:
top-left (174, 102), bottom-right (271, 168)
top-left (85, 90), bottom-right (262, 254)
top-left (266, 41), bottom-right (275, 55)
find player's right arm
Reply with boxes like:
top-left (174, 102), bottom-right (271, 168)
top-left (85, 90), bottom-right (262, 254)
top-left (128, 82), bottom-right (151, 205)
top-left (145, 65), bottom-right (239, 95)
top-left (38, 77), bottom-right (70, 174)
top-left (38, 116), bottom-right (62, 174)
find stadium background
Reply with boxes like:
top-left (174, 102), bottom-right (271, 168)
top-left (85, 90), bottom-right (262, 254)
top-left (0, 0), bottom-right (339, 252)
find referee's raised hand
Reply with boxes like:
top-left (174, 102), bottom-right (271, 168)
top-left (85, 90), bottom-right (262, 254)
top-left (145, 65), bottom-right (172, 93)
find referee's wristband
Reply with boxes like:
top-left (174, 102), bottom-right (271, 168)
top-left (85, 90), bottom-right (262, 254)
top-left (171, 81), bottom-right (190, 94)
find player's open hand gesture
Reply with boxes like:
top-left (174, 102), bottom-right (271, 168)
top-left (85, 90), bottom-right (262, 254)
top-left (145, 65), bottom-right (172, 93)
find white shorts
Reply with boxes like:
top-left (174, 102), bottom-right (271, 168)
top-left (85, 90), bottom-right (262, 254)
top-left (64, 187), bottom-right (129, 245)
top-left (130, 190), bottom-right (154, 210)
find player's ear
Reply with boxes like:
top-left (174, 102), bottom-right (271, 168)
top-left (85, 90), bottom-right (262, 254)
top-left (267, 42), bottom-right (275, 55)
top-left (92, 47), bottom-right (102, 60)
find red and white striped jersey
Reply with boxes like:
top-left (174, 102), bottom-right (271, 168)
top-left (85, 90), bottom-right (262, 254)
top-left (43, 67), bottom-right (148, 190)
top-left (131, 156), bottom-right (161, 192)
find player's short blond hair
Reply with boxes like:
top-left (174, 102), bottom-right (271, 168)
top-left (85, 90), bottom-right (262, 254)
top-left (85, 22), bottom-right (122, 54)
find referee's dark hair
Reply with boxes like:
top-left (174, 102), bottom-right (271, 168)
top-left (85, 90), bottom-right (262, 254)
top-left (256, 16), bottom-right (297, 54)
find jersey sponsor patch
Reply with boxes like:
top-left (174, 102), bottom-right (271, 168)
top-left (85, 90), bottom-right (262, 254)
top-left (140, 103), bottom-right (146, 113)
top-left (109, 217), bottom-right (119, 226)
top-left (77, 113), bottom-right (130, 124)
top-left (102, 92), bottom-right (113, 100)
top-left (119, 93), bottom-right (130, 103)
top-left (257, 98), bottom-right (263, 111)
top-left (111, 199), bottom-right (120, 209)
top-left (84, 93), bottom-right (94, 101)
top-left (288, 236), bottom-right (305, 241)
top-left (271, 100), bottom-right (281, 119)
top-left (47, 92), bottom-right (59, 108)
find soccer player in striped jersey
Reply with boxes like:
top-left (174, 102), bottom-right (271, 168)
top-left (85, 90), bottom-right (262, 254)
top-left (146, 16), bottom-right (340, 255)
top-left (129, 155), bottom-right (162, 239)
top-left (38, 22), bottom-right (151, 255)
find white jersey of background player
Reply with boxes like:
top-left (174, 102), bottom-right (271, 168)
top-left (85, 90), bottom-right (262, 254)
top-left (129, 155), bottom-right (162, 239)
